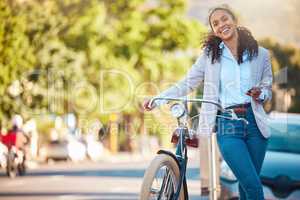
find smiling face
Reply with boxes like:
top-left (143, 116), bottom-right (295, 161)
top-left (209, 9), bottom-right (238, 41)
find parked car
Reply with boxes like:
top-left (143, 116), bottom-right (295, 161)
top-left (220, 113), bottom-right (300, 200)
top-left (39, 137), bottom-right (86, 162)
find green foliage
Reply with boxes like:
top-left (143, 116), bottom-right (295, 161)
top-left (1, 0), bottom-right (299, 151)
top-left (0, 0), bottom-right (207, 131)
top-left (0, 1), bottom-right (35, 124)
top-left (260, 38), bottom-right (300, 112)
top-left (1, 0), bottom-right (299, 134)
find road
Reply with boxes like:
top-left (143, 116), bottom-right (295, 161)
top-left (0, 151), bottom-right (206, 200)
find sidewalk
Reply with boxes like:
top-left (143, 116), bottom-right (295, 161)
top-left (98, 147), bottom-right (200, 163)
top-left (24, 149), bottom-right (209, 200)
top-left (99, 151), bottom-right (154, 163)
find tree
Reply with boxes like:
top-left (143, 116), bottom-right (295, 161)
top-left (260, 38), bottom-right (300, 112)
top-left (1, 0), bottom-right (207, 149)
top-left (0, 0), bottom-right (35, 125)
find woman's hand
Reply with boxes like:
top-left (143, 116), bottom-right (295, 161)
top-left (143, 99), bottom-right (155, 111)
top-left (246, 87), bottom-right (262, 102)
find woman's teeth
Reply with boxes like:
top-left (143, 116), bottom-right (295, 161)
top-left (222, 28), bottom-right (230, 34)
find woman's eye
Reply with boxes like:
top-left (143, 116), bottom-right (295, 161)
top-left (222, 17), bottom-right (228, 22)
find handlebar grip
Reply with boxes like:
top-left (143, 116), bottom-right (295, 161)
top-left (148, 99), bottom-right (155, 108)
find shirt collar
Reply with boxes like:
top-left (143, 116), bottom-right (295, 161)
top-left (219, 42), bottom-right (249, 62)
top-left (219, 42), bottom-right (225, 49)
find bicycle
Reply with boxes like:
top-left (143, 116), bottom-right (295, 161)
top-left (139, 97), bottom-right (248, 200)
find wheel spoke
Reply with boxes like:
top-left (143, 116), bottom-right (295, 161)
top-left (165, 176), bottom-right (174, 199)
top-left (149, 165), bottom-right (177, 200)
top-left (157, 168), bottom-right (170, 199)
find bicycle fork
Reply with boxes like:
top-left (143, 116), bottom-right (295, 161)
top-left (173, 128), bottom-right (188, 200)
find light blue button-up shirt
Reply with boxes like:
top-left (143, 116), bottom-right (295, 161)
top-left (219, 42), bottom-right (252, 108)
top-left (155, 42), bottom-right (266, 108)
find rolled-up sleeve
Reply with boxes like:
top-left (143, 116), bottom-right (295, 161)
top-left (259, 50), bottom-right (273, 102)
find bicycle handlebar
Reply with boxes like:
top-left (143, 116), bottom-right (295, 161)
top-left (149, 97), bottom-right (225, 112)
top-left (149, 97), bottom-right (249, 124)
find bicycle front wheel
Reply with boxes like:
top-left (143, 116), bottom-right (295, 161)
top-left (140, 153), bottom-right (185, 200)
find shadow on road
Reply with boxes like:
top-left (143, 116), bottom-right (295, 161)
top-left (0, 168), bottom-right (199, 180)
top-left (0, 192), bottom-right (138, 200)
top-left (0, 192), bottom-right (204, 200)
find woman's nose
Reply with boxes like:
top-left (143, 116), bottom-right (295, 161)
top-left (218, 23), bottom-right (227, 31)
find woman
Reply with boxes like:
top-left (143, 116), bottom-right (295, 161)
top-left (144, 5), bottom-right (272, 200)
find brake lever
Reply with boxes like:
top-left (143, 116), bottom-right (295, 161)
top-left (148, 98), bottom-right (155, 108)
top-left (224, 109), bottom-right (249, 125)
top-left (236, 118), bottom-right (249, 125)
top-left (228, 109), bottom-right (238, 120)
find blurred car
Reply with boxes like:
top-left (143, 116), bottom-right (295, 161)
top-left (39, 140), bottom-right (69, 162)
top-left (67, 137), bottom-right (87, 162)
top-left (220, 113), bottom-right (300, 200)
top-left (83, 134), bottom-right (104, 161)
top-left (39, 137), bottom-right (86, 162)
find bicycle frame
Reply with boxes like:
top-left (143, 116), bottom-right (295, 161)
top-left (148, 97), bottom-right (248, 200)
top-left (174, 126), bottom-right (189, 200)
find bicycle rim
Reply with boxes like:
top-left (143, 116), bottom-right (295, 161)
top-left (140, 154), bottom-right (184, 200)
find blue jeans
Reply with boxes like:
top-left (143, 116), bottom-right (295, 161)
top-left (216, 106), bottom-right (268, 200)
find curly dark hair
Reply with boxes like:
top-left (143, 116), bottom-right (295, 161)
top-left (203, 6), bottom-right (258, 65)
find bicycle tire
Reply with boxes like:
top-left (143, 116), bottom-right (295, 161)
top-left (140, 154), bottom-right (185, 200)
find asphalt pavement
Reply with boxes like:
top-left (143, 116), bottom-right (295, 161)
top-left (0, 150), bottom-right (207, 200)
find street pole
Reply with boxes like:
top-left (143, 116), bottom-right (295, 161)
top-left (109, 114), bottom-right (118, 154)
top-left (209, 133), bottom-right (218, 200)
